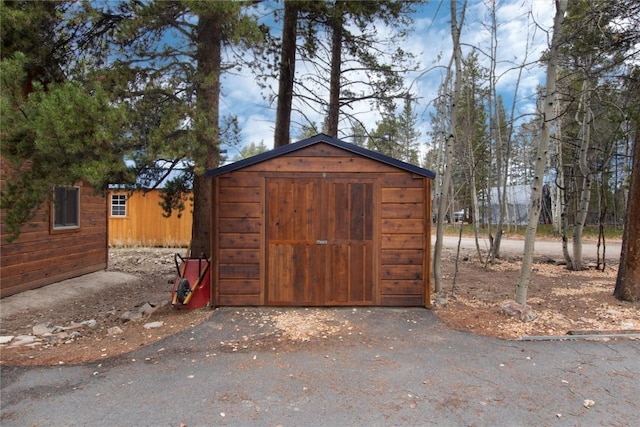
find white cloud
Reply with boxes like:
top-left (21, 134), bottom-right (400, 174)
top-left (240, 113), bottom-right (276, 149)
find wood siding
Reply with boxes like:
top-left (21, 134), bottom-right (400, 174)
top-left (211, 142), bottom-right (432, 307)
top-left (0, 180), bottom-right (108, 298)
top-left (108, 190), bottom-right (192, 247)
top-left (380, 173), bottom-right (429, 306)
top-left (214, 173), bottom-right (263, 305)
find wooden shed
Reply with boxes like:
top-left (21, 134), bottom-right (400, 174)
top-left (206, 134), bottom-right (435, 307)
top-left (108, 189), bottom-right (193, 247)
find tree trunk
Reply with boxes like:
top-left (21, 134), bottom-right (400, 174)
top-left (274, 0), bottom-right (298, 148)
top-left (515, 0), bottom-right (567, 305)
top-left (190, 11), bottom-right (222, 257)
top-left (326, 9), bottom-right (343, 138)
top-left (487, 1), bottom-right (504, 263)
top-left (614, 120), bottom-right (640, 301)
top-left (553, 168), bottom-right (563, 236)
top-left (462, 96), bottom-right (483, 263)
top-left (561, 200), bottom-right (572, 266)
top-left (492, 0), bottom-right (527, 258)
top-left (470, 171), bottom-right (484, 263)
top-left (553, 112), bottom-right (566, 238)
top-left (431, 90), bottom-right (447, 221)
top-left (433, 0), bottom-right (465, 295)
top-left (572, 78), bottom-right (593, 271)
top-left (190, 175), bottom-right (212, 257)
top-left (554, 110), bottom-right (572, 265)
top-left (492, 108), bottom-right (514, 260)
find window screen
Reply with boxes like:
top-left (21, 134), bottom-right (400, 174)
top-left (53, 186), bottom-right (80, 229)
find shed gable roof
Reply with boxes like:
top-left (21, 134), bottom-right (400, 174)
top-left (206, 133), bottom-right (436, 179)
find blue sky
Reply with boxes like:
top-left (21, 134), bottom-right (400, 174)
top-left (219, 0), bottom-right (555, 155)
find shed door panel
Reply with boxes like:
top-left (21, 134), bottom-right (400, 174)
top-left (266, 178), bottom-right (375, 305)
top-left (325, 243), bottom-right (374, 304)
top-left (266, 180), bottom-right (322, 305)
top-left (324, 181), bottom-right (375, 305)
top-left (268, 243), bottom-right (324, 305)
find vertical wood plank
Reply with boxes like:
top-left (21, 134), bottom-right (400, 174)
top-left (365, 183), bottom-right (374, 241)
top-left (211, 177), bottom-right (219, 307)
top-left (350, 183), bottom-right (364, 241)
top-left (349, 244), bottom-right (364, 302)
top-left (259, 176), bottom-right (266, 305)
top-left (423, 179), bottom-right (432, 308)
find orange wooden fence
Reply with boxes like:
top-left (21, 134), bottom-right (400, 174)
top-left (108, 190), bottom-right (192, 247)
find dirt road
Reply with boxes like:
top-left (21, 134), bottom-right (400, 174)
top-left (440, 235), bottom-right (621, 260)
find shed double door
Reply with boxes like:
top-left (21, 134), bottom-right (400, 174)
top-left (266, 177), bottom-right (375, 305)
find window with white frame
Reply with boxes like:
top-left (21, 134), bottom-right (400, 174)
top-left (53, 186), bottom-right (80, 229)
top-left (111, 194), bottom-right (127, 217)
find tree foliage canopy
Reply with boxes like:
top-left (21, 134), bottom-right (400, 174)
top-left (1, 2), bottom-right (131, 241)
top-left (1, 0), bottom-right (265, 246)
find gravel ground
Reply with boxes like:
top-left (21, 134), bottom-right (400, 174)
top-left (1, 242), bottom-right (637, 367)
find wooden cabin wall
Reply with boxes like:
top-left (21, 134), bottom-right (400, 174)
top-left (0, 182), bottom-right (108, 297)
top-left (108, 190), bottom-right (192, 248)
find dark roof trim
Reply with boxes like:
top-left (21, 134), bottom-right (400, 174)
top-left (206, 133), bottom-right (436, 179)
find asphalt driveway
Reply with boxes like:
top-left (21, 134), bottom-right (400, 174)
top-left (1, 307), bottom-right (638, 426)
